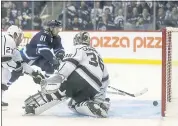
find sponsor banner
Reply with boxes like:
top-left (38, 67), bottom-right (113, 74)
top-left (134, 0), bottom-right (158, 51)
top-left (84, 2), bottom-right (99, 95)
top-left (59, 32), bottom-right (163, 64)
top-left (90, 35), bottom-right (162, 52)
top-left (3, 31), bottom-right (163, 64)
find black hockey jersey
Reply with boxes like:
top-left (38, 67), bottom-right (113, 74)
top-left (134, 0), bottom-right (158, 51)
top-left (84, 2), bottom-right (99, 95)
top-left (20, 30), bottom-right (64, 64)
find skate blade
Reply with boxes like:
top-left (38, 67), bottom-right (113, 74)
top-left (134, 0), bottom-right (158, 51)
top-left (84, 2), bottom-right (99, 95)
top-left (22, 113), bottom-right (35, 116)
top-left (2, 106), bottom-right (8, 111)
top-left (22, 106), bottom-right (35, 116)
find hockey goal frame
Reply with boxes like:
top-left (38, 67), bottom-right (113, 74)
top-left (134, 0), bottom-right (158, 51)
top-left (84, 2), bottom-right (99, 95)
top-left (162, 28), bottom-right (167, 117)
top-left (162, 27), bottom-right (178, 117)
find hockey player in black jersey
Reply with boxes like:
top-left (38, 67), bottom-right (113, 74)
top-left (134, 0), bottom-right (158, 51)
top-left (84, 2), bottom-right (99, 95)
top-left (20, 20), bottom-right (65, 76)
top-left (23, 31), bottom-right (110, 118)
top-left (7, 20), bottom-right (65, 86)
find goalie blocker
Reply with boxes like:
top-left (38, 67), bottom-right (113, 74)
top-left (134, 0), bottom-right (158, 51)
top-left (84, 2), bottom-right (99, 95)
top-left (24, 31), bottom-right (110, 118)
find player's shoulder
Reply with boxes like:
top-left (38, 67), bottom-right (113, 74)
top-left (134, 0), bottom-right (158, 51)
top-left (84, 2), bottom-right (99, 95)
top-left (77, 45), bottom-right (100, 55)
top-left (73, 44), bottom-right (92, 50)
top-left (39, 30), bottom-right (51, 37)
top-left (70, 45), bottom-right (88, 53)
top-left (53, 35), bottom-right (61, 42)
top-left (64, 45), bottom-right (83, 56)
top-left (66, 45), bottom-right (99, 55)
top-left (2, 33), bottom-right (16, 45)
top-left (33, 30), bottom-right (52, 42)
top-left (2, 33), bottom-right (13, 40)
top-left (53, 34), bottom-right (61, 39)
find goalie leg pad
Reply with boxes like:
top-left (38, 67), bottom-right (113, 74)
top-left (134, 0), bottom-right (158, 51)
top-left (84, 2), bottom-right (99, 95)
top-left (24, 90), bottom-right (67, 115)
top-left (68, 98), bottom-right (110, 118)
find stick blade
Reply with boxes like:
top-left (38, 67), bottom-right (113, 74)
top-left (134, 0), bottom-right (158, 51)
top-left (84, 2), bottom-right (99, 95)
top-left (134, 88), bottom-right (148, 97)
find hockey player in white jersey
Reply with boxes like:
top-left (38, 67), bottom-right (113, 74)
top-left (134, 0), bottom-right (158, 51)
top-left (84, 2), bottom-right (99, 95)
top-left (23, 31), bottom-right (110, 118)
top-left (1, 25), bottom-right (44, 109)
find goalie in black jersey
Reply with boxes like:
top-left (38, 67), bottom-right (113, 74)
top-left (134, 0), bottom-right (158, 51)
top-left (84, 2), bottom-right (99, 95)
top-left (7, 20), bottom-right (65, 86)
top-left (24, 31), bottom-right (110, 118)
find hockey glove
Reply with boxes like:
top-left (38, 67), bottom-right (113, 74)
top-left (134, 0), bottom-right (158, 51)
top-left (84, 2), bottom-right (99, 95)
top-left (53, 58), bottom-right (60, 70)
top-left (55, 50), bottom-right (65, 61)
top-left (15, 61), bottom-right (23, 72)
top-left (40, 73), bottom-right (65, 94)
top-left (32, 71), bottom-right (45, 84)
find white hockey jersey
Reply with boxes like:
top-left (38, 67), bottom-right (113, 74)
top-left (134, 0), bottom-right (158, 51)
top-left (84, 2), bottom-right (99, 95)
top-left (58, 45), bottom-right (109, 99)
top-left (2, 33), bottom-right (16, 59)
top-left (1, 33), bottom-right (21, 70)
top-left (1, 33), bottom-right (34, 74)
top-left (1, 33), bottom-right (19, 84)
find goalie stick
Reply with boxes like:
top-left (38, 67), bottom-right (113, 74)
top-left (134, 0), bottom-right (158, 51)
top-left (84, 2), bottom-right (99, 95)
top-left (107, 86), bottom-right (148, 97)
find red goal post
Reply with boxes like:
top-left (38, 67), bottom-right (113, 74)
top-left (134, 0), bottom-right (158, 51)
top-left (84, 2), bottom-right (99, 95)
top-left (162, 27), bottom-right (178, 117)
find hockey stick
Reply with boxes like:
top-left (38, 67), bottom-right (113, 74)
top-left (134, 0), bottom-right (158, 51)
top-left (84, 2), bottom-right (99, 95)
top-left (107, 91), bottom-right (126, 95)
top-left (108, 86), bottom-right (148, 97)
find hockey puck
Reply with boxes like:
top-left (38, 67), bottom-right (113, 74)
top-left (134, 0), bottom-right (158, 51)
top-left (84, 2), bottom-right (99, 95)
top-left (153, 101), bottom-right (158, 106)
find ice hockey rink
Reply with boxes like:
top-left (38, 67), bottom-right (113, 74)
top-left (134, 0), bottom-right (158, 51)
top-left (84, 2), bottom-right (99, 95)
top-left (2, 64), bottom-right (178, 126)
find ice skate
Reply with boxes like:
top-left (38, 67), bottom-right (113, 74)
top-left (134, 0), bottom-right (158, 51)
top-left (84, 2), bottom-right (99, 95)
top-left (2, 101), bottom-right (8, 111)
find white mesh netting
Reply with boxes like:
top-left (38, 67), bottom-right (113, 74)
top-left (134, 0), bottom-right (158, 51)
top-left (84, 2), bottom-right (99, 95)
top-left (164, 27), bottom-right (178, 117)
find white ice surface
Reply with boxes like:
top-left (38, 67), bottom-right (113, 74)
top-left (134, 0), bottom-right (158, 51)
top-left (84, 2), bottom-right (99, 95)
top-left (2, 64), bottom-right (178, 126)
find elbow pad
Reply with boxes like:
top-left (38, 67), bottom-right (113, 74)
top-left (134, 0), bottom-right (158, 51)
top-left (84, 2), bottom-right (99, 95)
top-left (1, 57), bottom-right (12, 63)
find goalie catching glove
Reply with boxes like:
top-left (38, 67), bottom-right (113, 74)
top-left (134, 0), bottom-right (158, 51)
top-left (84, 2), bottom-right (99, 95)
top-left (40, 72), bottom-right (65, 94)
top-left (31, 71), bottom-right (45, 84)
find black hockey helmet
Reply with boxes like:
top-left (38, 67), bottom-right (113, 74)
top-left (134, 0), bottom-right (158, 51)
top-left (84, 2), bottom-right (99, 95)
top-left (46, 20), bottom-right (62, 36)
top-left (47, 20), bottom-right (62, 28)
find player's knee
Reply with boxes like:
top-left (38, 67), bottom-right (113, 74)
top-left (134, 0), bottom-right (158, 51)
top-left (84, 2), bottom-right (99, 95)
top-left (68, 99), bottom-right (77, 112)
top-left (9, 70), bottom-right (23, 83)
top-left (1, 84), bottom-right (9, 91)
top-left (40, 60), bottom-right (54, 74)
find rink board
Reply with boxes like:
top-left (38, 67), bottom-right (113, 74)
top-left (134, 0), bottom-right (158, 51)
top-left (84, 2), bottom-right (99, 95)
top-left (10, 31), bottom-right (164, 65)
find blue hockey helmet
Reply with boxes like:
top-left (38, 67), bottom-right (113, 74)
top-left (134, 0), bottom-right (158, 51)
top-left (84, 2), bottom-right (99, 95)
top-left (46, 20), bottom-right (62, 36)
top-left (47, 20), bottom-right (62, 28)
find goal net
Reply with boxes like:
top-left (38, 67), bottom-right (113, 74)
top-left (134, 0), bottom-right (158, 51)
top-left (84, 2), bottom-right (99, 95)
top-left (162, 27), bottom-right (178, 117)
